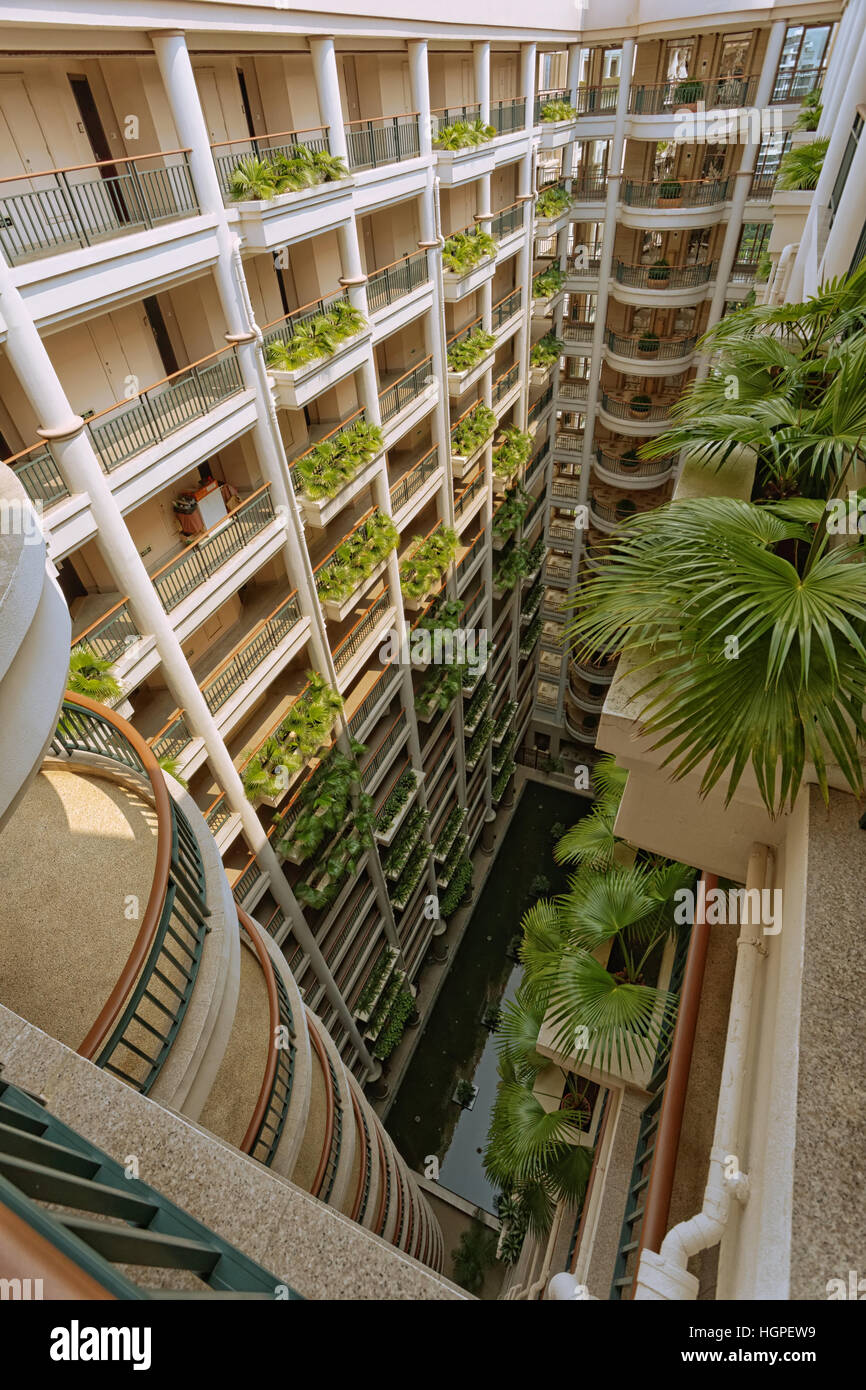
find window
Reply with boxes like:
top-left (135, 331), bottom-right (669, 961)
top-left (829, 111), bottom-right (864, 227)
top-left (773, 25), bottom-right (831, 101)
top-left (665, 40), bottom-right (694, 82)
top-left (719, 33), bottom-right (752, 77)
top-left (736, 221), bottom-right (772, 264)
top-left (603, 50), bottom-right (622, 81)
top-left (754, 131), bottom-right (790, 180)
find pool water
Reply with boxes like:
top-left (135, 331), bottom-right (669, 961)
top-left (386, 782), bottom-right (589, 1213)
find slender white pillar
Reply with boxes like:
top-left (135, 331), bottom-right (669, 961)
top-left (409, 39), bottom-right (433, 157)
top-left (309, 36), bottom-right (349, 163)
top-left (474, 41), bottom-right (491, 125)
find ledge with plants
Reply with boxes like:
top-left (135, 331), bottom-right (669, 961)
top-left (539, 99), bottom-right (578, 124)
top-left (433, 804), bottom-right (468, 863)
top-left (775, 138), bottom-right (829, 192)
top-left (293, 418), bottom-right (385, 513)
top-left (400, 526), bottom-right (459, 608)
top-left (372, 987), bottom-right (416, 1059)
top-left (415, 663), bottom-right (466, 721)
top-left (389, 837), bottom-right (433, 913)
top-left (492, 426), bottom-right (532, 487)
top-left (493, 540), bottom-right (531, 595)
top-left (493, 727), bottom-right (518, 775)
top-left (447, 327), bottom-right (497, 384)
top-left (535, 184), bottom-right (572, 225)
top-left (411, 596), bottom-right (465, 671)
top-left (532, 265), bottom-right (566, 305)
top-left (492, 759), bottom-right (516, 802)
top-left (68, 645), bottom-right (123, 706)
top-left (793, 88), bottom-right (822, 132)
top-left (441, 228), bottom-right (497, 290)
top-left (365, 969), bottom-right (408, 1040)
top-left (440, 857), bottom-right (473, 917)
top-left (241, 673), bottom-right (343, 805)
top-left (465, 714), bottom-right (495, 771)
top-left (463, 676), bottom-right (494, 736)
top-left (530, 334), bottom-right (564, 375)
top-left (355, 946), bottom-right (399, 1023)
top-left (437, 831), bottom-right (469, 888)
top-left (316, 510), bottom-right (399, 620)
top-left (452, 403), bottom-right (498, 471)
top-left (520, 579), bottom-right (543, 625)
top-left (462, 643), bottom-right (493, 692)
top-left (274, 741), bottom-right (366, 862)
top-left (375, 765), bottom-right (423, 844)
top-left (434, 118), bottom-right (496, 150)
top-left (493, 486), bottom-right (531, 545)
top-left (382, 805), bottom-right (431, 882)
top-left (493, 699), bottom-right (518, 745)
top-left (266, 300), bottom-right (367, 380)
top-left (228, 145), bottom-right (349, 204)
top-left (519, 614), bottom-right (542, 659)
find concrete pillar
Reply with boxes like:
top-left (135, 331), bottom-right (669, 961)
top-left (309, 37), bottom-right (349, 163)
top-left (409, 39), bottom-right (433, 158)
top-left (474, 41), bottom-right (491, 125)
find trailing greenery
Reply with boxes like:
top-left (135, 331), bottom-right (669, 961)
top-left (452, 403), bottom-right (498, 457)
top-left (67, 645), bottom-right (122, 704)
top-left (439, 831), bottom-right (469, 886)
top-left (241, 673), bottom-right (343, 802)
top-left (493, 699), bottom-right (518, 742)
top-left (493, 730), bottom-right (518, 776)
top-left (376, 766), bottom-right (418, 833)
top-left (295, 419), bottom-right (384, 501)
top-left (266, 300), bottom-right (366, 372)
top-left (373, 988), bottom-right (415, 1058)
top-left (530, 333), bottom-right (564, 368)
top-left (532, 265), bottom-right (566, 300)
top-left (400, 527), bottom-right (459, 600)
top-left (157, 756), bottom-right (188, 790)
top-left (519, 613), bottom-right (542, 657)
top-left (368, 970), bottom-right (406, 1036)
top-left (521, 579), bottom-right (543, 622)
top-left (494, 540), bottom-right (531, 591)
top-left (535, 184), bottom-right (571, 220)
top-left (419, 595), bottom-right (464, 633)
top-left (447, 327), bottom-right (496, 373)
top-left (390, 838), bottom-right (432, 911)
top-left (383, 806), bottom-right (430, 879)
top-left (673, 79), bottom-right (703, 104)
top-left (492, 426), bottom-right (532, 479)
top-left (434, 118), bottom-right (496, 149)
top-left (356, 948), bottom-right (396, 1016)
top-left (493, 485), bottom-right (531, 540)
top-left (539, 98), bottom-right (578, 122)
top-left (415, 662), bottom-right (466, 718)
top-left (441, 227), bottom-right (497, 275)
top-left (273, 741), bottom-right (368, 861)
top-left (316, 511), bottom-right (398, 604)
top-left (433, 804), bottom-right (468, 861)
top-left (229, 145), bottom-right (347, 201)
top-left (451, 1217), bottom-right (499, 1294)
top-left (464, 676), bottom-right (493, 734)
top-left (492, 759), bottom-right (516, 801)
top-left (793, 88), bottom-right (823, 131)
top-left (525, 538), bottom-right (546, 573)
top-left (440, 857), bottom-right (473, 916)
top-left (466, 714), bottom-right (495, 767)
top-left (776, 137), bottom-right (829, 191)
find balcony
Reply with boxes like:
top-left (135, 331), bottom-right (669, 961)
top-left (433, 103), bottom-right (495, 184)
top-left (489, 96), bottom-right (527, 136)
top-left (619, 178), bottom-right (730, 229)
top-left (562, 320), bottom-right (595, 349)
top-left (612, 260), bottom-right (716, 306)
top-left (332, 589), bottom-right (396, 691)
top-left (263, 290), bottom-right (372, 409)
top-left (379, 356), bottom-right (438, 446)
top-left (553, 429), bottom-right (584, 456)
top-left (314, 508), bottom-right (391, 623)
top-left (345, 113), bottom-right (424, 209)
top-left (492, 202), bottom-right (526, 260)
top-left (770, 67), bottom-right (824, 104)
top-left (455, 530), bottom-right (486, 594)
top-left (599, 391), bottom-right (676, 435)
top-left (441, 220), bottom-right (497, 301)
top-left (565, 251), bottom-right (602, 287)
top-left (534, 89), bottom-right (579, 147)
top-left (594, 446), bottom-right (677, 488)
top-left (367, 250), bottom-right (432, 340)
top-left (289, 409), bottom-right (384, 528)
top-left (346, 661), bottom-right (403, 741)
top-left (361, 710), bottom-right (410, 795)
top-left (570, 174), bottom-right (608, 210)
top-left (551, 474), bottom-right (580, 504)
top-left (0, 150), bottom-right (208, 327)
top-left (605, 329), bottom-right (697, 373)
top-left (492, 361), bottom-right (522, 418)
top-left (557, 379), bottom-right (589, 407)
top-left (72, 597), bottom-right (154, 695)
top-left (628, 73), bottom-right (759, 117)
top-left (454, 468), bottom-right (487, 533)
top-left (747, 173), bottom-right (777, 202)
top-left (389, 444), bottom-right (443, 529)
top-left (446, 314), bottom-right (497, 398)
top-left (216, 126), bottom-right (355, 249)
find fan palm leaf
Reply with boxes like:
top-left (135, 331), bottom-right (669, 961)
top-left (544, 951), bottom-right (677, 1074)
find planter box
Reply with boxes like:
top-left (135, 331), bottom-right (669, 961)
top-left (296, 450), bottom-right (385, 530)
top-left (534, 209), bottom-right (572, 237)
top-left (269, 329), bottom-right (372, 410)
top-left (403, 585), bottom-right (442, 613)
top-left (452, 1081), bottom-right (479, 1110)
top-left (320, 559), bottom-right (388, 623)
top-left (251, 759), bottom-right (308, 811)
top-left (374, 771), bottom-right (424, 846)
top-left (452, 439), bottom-right (491, 478)
top-left (537, 118), bottom-right (578, 151)
top-left (354, 949), bottom-right (400, 1024)
top-left (447, 348), bottom-right (496, 398)
top-left (435, 145), bottom-right (496, 185)
top-left (442, 254), bottom-right (496, 302)
top-left (231, 176), bottom-right (355, 252)
top-left (531, 364), bottom-right (553, 386)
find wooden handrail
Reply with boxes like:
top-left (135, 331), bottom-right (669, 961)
top-left (430, 102), bottom-right (481, 116)
top-left (0, 149), bottom-right (191, 185)
top-left (237, 908), bottom-right (282, 1155)
top-left (334, 583), bottom-right (390, 651)
top-left (209, 124), bottom-right (327, 149)
top-left (3, 439), bottom-right (55, 465)
top-left (291, 407), bottom-right (366, 463)
top-left (0, 1203), bottom-right (117, 1300)
top-left (313, 503), bottom-right (377, 573)
top-left (630, 871), bottom-right (717, 1286)
top-left (349, 1088), bottom-right (371, 1222)
top-left (378, 352), bottom-right (433, 393)
top-left (84, 343), bottom-right (241, 425)
top-left (344, 110), bottom-right (420, 127)
top-left (632, 73), bottom-right (758, 92)
top-left (306, 1011), bottom-right (337, 1199)
top-left (261, 284), bottom-right (346, 333)
top-left (70, 595), bottom-right (133, 648)
top-left (66, 692), bottom-right (174, 1062)
top-left (372, 1123), bottom-right (389, 1234)
top-left (147, 482), bottom-right (272, 582)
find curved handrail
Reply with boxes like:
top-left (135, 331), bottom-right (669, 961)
top-left (349, 1089), bottom-right (372, 1222)
top-left (238, 908), bottom-right (297, 1164)
top-left (306, 1011), bottom-right (339, 1200)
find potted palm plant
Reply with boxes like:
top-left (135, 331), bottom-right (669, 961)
top-left (637, 330), bottom-right (660, 355)
top-left (657, 179), bottom-right (683, 207)
top-left (647, 257), bottom-right (671, 282)
top-left (629, 393), bottom-right (652, 417)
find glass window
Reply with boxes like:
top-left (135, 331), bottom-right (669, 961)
top-left (719, 33), bottom-right (752, 77)
top-left (829, 112), bottom-right (864, 227)
top-left (736, 221), bottom-right (772, 263)
top-left (603, 50), bottom-right (622, 80)
top-left (665, 40), bottom-right (694, 82)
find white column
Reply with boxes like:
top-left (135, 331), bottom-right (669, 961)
top-left (0, 255), bottom-right (377, 1076)
top-left (522, 41), bottom-right (538, 132)
top-left (474, 41), bottom-right (491, 124)
top-left (566, 43), bottom-right (582, 107)
top-left (310, 36), bottom-right (349, 163)
top-left (820, 0), bottom-right (864, 133)
top-left (409, 39), bottom-right (433, 157)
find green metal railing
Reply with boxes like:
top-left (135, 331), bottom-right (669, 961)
top-left (607, 329), bottom-right (696, 360)
top-left (205, 793), bottom-right (232, 836)
top-left (615, 260), bottom-right (716, 288)
top-left (432, 101), bottom-right (483, 137)
top-left (72, 599), bottom-right (142, 664)
top-left (379, 356), bottom-right (434, 423)
top-left (528, 382), bottom-right (554, 422)
top-left (0, 151), bottom-right (198, 265)
top-left (571, 174), bottom-right (608, 201)
top-left (211, 124), bottom-right (331, 195)
top-left (390, 444), bottom-right (440, 514)
top-left (334, 590), bottom-right (392, 672)
top-left (203, 593), bottom-right (303, 713)
top-left (240, 921), bottom-right (297, 1170)
top-left (493, 286), bottom-right (522, 327)
top-left (629, 74), bottom-right (758, 114)
top-left (562, 320), bottom-right (595, 345)
top-left (0, 1080), bottom-right (299, 1298)
top-left (151, 484), bottom-right (276, 613)
top-left (534, 89), bottom-right (573, 123)
top-left (601, 392), bottom-right (674, 422)
top-left (622, 178), bottom-right (729, 208)
top-left (50, 698), bottom-right (209, 1095)
top-left (348, 663), bottom-right (402, 735)
top-left (88, 346), bottom-right (245, 472)
top-left (261, 287), bottom-right (350, 356)
top-left (493, 362), bottom-right (520, 404)
top-left (489, 97), bottom-right (526, 134)
top-left (361, 712), bottom-right (408, 787)
top-left (345, 113), bottom-right (421, 171)
top-left (7, 441), bottom-right (69, 507)
top-left (455, 468), bottom-right (486, 519)
top-left (366, 250), bottom-right (429, 312)
top-left (491, 202), bottom-right (524, 239)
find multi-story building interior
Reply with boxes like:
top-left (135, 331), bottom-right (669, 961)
top-left (0, 0), bottom-right (861, 1310)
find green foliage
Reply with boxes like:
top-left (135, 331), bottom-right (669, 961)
top-left (241, 673), bottom-right (342, 802)
top-left (433, 805), bottom-right (467, 860)
top-left (400, 527), bottom-right (459, 600)
top-left (373, 988), bottom-right (415, 1058)
top-left (228, 144), bottom-right (347, 200)
top-left (532, 265), bottom-right (566, 299)
top-left (535, 184), bottom-right (571, 219)
top-left (452, 403), bottom-right (497, 457)
top-left (273, 741), bottom-right (369, 863)
top-left (530, 333), bottom-right (564, 368)
top-left (157, 756), bottom-right (188, 790)
top-left (793, 88), bottom-right (823, 131)
top-left (295, 419), bottom-right (384, 501)
top-left (493, 540), bottom-right (531, 592)
top-left (492, 426), bottom-right (532, 479)
top-left (776, 138), bottom-right (829, 190)
top-left (442, 227), bottom-right (497, 274)
top-left (539, 99), bottom-right (578, 122)
top-left (356, 948), bottom-right (396, 1015)
top-left (466, 714), bottom-right (495, 767)
top-left (266, 300), bottom-right (366, 372)
top-left (390, 839), bottom-right (432, 911)
top-left (376, 766), bottom-right (418, 832)
top-left (447, 327), bottom-right (496, 373)
top-left (382, 805), bottom-right (430, 878)
top-left (415, 662), bottom-right (465, 717)
top-left (493, 485), bottom-right (531, 540)
top-left (518, 614), bottom-right (541, 657)
top-left (492, 759), bottom-right (516, 800)
top-left (67, 645), bottom-right (122, 704)
top-left (434, 118), bottom-right (496, 149)
top-left (316, 511), bottom-right (398, 603)
top-left (440, 858), bottom-right (473, 916)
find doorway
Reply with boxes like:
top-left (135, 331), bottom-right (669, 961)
top-left (68, 74), bottom-right (127, 223)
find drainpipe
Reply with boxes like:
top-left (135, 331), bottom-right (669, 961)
top-left (633, 843), bottom-right (774, 1300)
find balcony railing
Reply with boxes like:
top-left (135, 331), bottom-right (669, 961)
top-left (493, 361), bottom-right (520, 404)
top-left (204, 793), bottom-right (231, 836)
top-left (7, 440), bottom-right (69, 507)
top-left (87, 345), bottom-right (245, 472)
top-left (202, 592), bottom-right (303, 714)
top-left (150, 483), bottom-right (276, 613)
top-left (345, 113), bottom-right (421, 171)
top-left (489, 97), bottom-right (526, 134)
top-left (491, 201), bottom-right (524, 240)
top-left (379, 355), bottom-right (434, 423)
top-left (628, 74), bottom-right (758, 115)
top-left (307, 1016), bottom-right (343, 1202)
top-left (493, 286), bottom-right (522, 328)
top-left (621, 178), bottom-right (730, 208)
top-left (558, 379), bottom-right (589, 403)
top-left (455, 468), bottom-right (487, 518)
top-left (52, 695), bottom-right (209, 1094)
top-left (551, 475), bottom-right (580, 502)
top-left (555, 431), bottom-right (584, 453)
top-left (456, 530), bottom-right (486, 583)
top-left (614, 260), bottom-right (716, 289)
top-left (571, 175), bottom-right (608, 201)
top-left (390, 444), bottom-right (440, 513)
top-left (606, 330), bottom-right (697, 360)
top-left (748, 173), bottom-right (777, 200)
top-left (534, 89), bottom-right (576, 123)
top-left (729, 261), bottom-right (760, 284)
top-left (348, 662), bottom-right (402, 736)
top-left (432, 101), bottom-right (483, 136)
top-left (0, 150), bottom-right (198, 265)
top-left (562, 321), bottom-right (595, 346)
top-left (261, 288), bottom-right (350, 356)
top-left (73, 598), bottom-right (142, 665)
top-left (238, 908), bottom-right (297, 1168)
top-left (601, 393), bottom-right (674, 422)
top-left (771, 67), bottom-right (823, 104)
top-left (526, 440), bottom-right (550, 489)
top-left (333, 590), bottom-right (392, 672)
top-left (210, 125), bottom-right (330, 196)
top-left (528, 383), bottom-right (554, 422)
top-left (596, 447), bottom-right (677, 478)
top-left (361, 711), bottom-right (407, 788)
top-left (366, 249), bottom-right (430, 312)
top-left (573, 84), bottom-right (620, 115)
